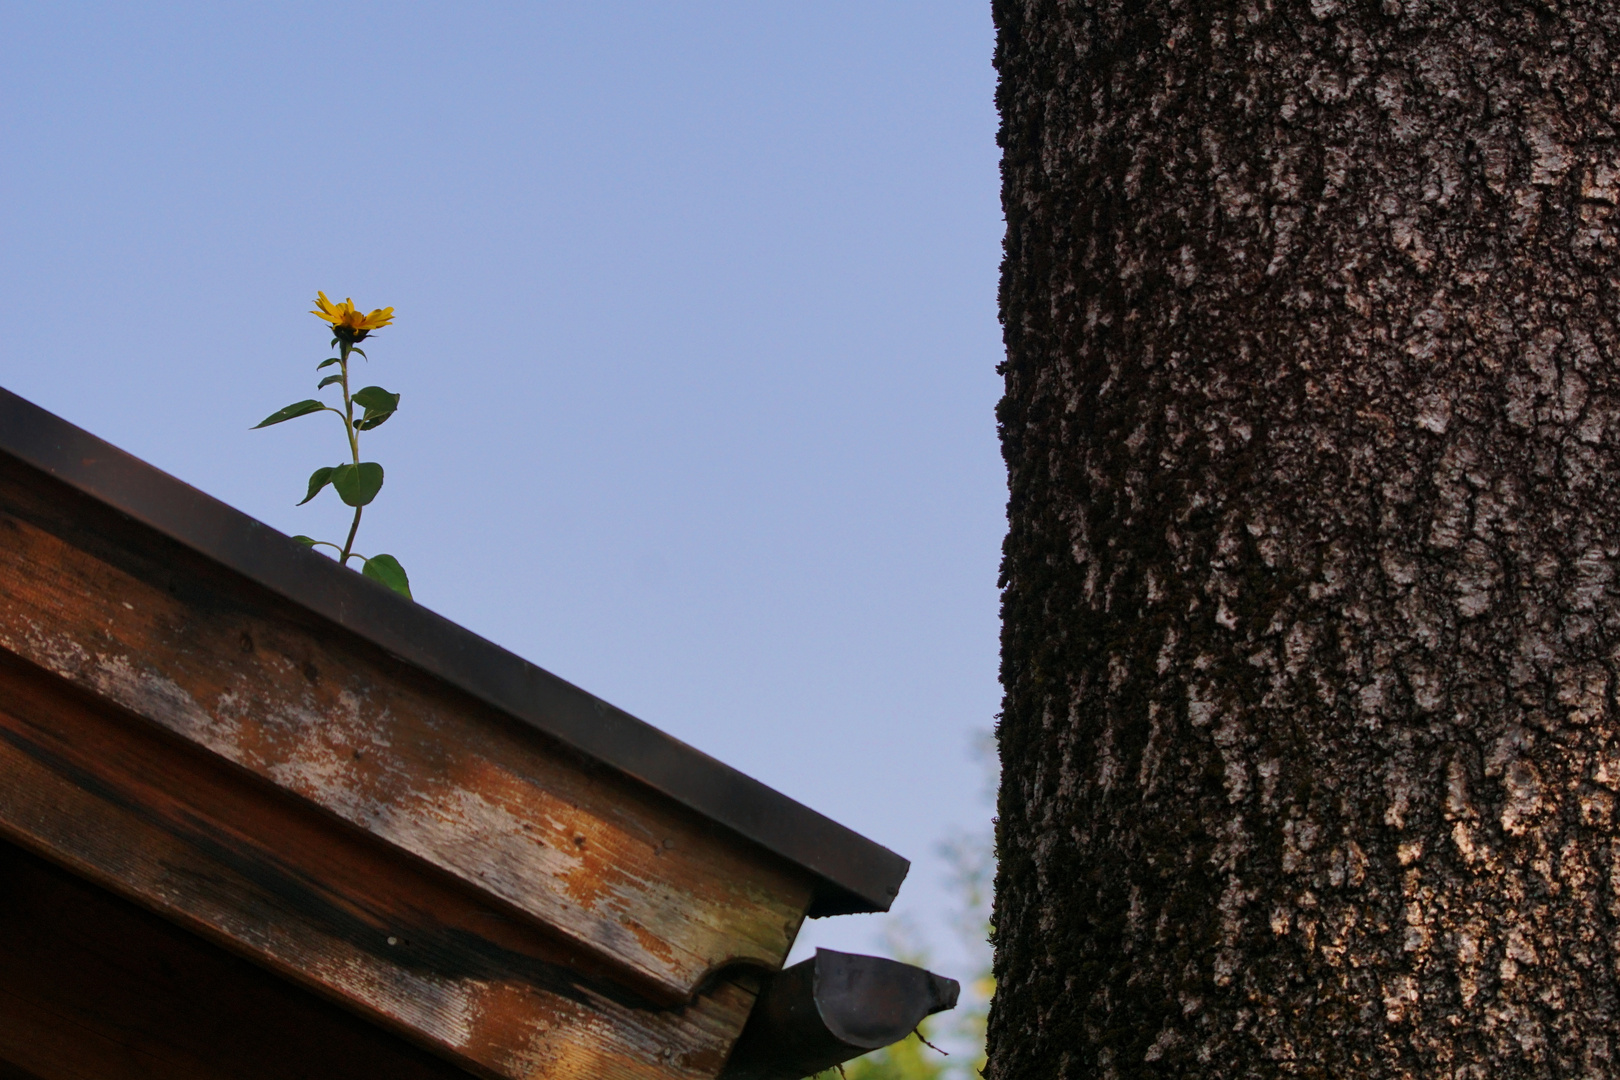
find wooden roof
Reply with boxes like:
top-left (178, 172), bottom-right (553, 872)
top-left (0, 388), bottom-right (905, 915)
top-left (0, 387), bottom-right (912, 1080)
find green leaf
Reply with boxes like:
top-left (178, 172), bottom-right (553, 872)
top-left (317, 373), bottom-right (344, 390)
top-left (317, 357), bottom-right (342, 370)
top-left (350, 347), bottom-right (368, 359)
top-left (362, 554), bottom-right (412, 598)
top-left (353, 385), bottom-right (400, 430)
top-left (253, 400), bottom-right (324, 428)
top-left (331, 462), bottom-right (384, 507)
top-left (352, 385), bottom-right (399, 411)
top-left (291, 535), bottom-right (319, 547)
top-left (297, 466), bottom-right (338, 505)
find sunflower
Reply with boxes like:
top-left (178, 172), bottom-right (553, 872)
top-left (312, 292), bottom-right (395, 342)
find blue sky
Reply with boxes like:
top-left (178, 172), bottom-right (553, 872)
top-left (1, 2), bottom-right (1003, 974)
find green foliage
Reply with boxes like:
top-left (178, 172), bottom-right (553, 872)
top-left (361, 553), bottom-right (412, 598)
top-left (331, 461), bottom-right (385, 507)
top-left (253, 399), bottom-right (326, 428)
top-left (352, 385), bottom-right (400, 430)
top-left (813, 1024), bottom-right (949, 1080)
top-left (256, 297), bottom-right (411, 594)
top-left (299, 465), bottom-right (337, 505)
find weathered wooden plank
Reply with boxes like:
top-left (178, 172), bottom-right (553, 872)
top-left (0, 840), bottom-right (471, 1080)
top-left (0, 464), bottom-right (811, 1001)
top-left (0, 390), bottom-right (908, 920)
top-left (0, 647), bottom-right (759, 1080)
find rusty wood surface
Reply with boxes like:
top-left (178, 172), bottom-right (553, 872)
top-left (0, 460), bottom-right (812, 1002)
top-left (0, 646), bottom-right (761, 1080)
top-left (0, 839), bottom-right (472, 1080)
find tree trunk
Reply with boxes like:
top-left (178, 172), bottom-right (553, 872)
top-left (989, 2), bottom-right (1620, 1077)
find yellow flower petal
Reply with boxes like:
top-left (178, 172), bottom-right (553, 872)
top-left (311, 292), bottom-right (394, 339)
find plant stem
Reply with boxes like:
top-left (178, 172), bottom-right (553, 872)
top-left (336, 339), bottom-right (364, 566)
top-left (339, 506), bottom-right (363, 566)
top-left (338, 341), bottom-right (362, 467)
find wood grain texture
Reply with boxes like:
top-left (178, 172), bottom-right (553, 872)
top-left (0, 839), bottom-right (471, 1080)
top-left (0, 646), bottom-right (759, 1080)
top-left (0, 462), bottom-right (811, 1002)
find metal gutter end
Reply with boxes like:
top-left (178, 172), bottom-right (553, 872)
top-left (720, 949), bottom-right (960, 1080)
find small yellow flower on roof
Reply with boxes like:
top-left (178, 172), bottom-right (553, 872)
top-left (312, 292), bottom-right (395, 342)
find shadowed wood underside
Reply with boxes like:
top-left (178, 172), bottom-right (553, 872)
top-left (0, 839), bottom-right (472, 1080)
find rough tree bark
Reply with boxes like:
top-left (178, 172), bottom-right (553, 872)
top-left (990, 2), bottom-right (1620, 1077)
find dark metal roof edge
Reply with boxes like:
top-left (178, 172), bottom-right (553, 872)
top-left (0, 387), bottom-right (908, 913)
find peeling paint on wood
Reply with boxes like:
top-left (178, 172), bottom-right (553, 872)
top-left (0, 647), bottom-right (757, 1080)
top-left (0, 464), bottom-right (811, 1003)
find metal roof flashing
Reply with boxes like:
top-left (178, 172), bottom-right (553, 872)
top-left (0, 387), bottom-right (907, 917)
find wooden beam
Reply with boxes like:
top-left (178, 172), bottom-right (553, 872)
top-left (0, 839), bottom-right (470, 1080)
top-left (0, 646), bottom-right (759, 1080)
top-left (0, 460), bottom-right (811, 1003)
top-left (0, 388), bottom-right (907, 920)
